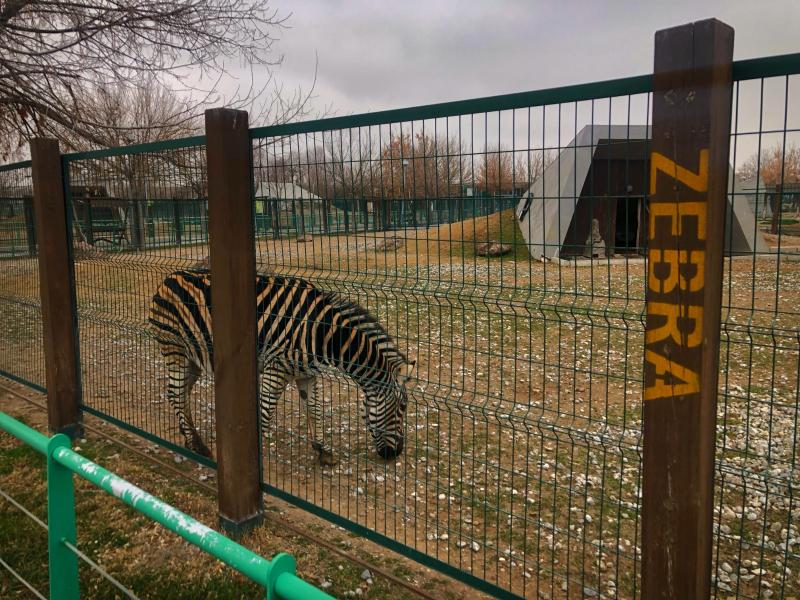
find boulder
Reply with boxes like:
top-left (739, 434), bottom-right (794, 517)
top-left (475, 241), bottom-right (512, 257)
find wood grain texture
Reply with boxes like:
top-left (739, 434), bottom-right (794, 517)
top-left (205, 108), bottom-right (263, 533)
top-left (642, 19), bottom-right (734, 599)
top-left (30, 138), bottom-right (82, 436)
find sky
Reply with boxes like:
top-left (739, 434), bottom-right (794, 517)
top-left (219, 0), bottom-right (800, 172)
top-left (251, 0), bottom-right (800, 118)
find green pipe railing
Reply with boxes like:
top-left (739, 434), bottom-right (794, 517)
top-left (0, 411), bottom-right (332, 600)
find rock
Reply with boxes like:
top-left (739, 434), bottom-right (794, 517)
top-left (471, 541), bottom-right (480, 552)
top-left (583, 586), bottom-right (599, 597)
top-left (361, 569), bottom-right (372, 581)
top-left (439, 533), bottom-right (449, 541)
top-left (475, 241), bottom-right (512, 257)
top-left (319, 581), bottom-right (332, 589)
top-left (296, 235), bottom-right (313, 243)
top-left (375, 236), bottom-right (404, 251)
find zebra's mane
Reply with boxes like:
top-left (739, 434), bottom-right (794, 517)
top-left (323, 291), bottom-right (409, 366)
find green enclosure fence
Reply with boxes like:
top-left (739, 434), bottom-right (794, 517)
top-left (0, 410), bottom-right (332, 599)
top-left (0, 161), bottom-right (45, 390)
top-left (0, 49), bottom-right (798, 600)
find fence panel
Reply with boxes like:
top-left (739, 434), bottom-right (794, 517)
top-left (251, 85), bottom-right (654, 598)
top-left (62, 141), bottom-right (215, 461)
top-left (713, 69), bottom-right (800, 600)
top-left (0, 162), bottom-right (45, 389)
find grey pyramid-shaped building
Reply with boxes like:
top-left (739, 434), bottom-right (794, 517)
top-left (516, 125), bottom-right (767, 260)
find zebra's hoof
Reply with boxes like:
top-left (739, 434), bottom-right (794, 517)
top-left (318, 451), bottom-right (338, 467)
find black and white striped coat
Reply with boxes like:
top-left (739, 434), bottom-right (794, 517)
top-left (148, 269), bottom-right (414, 463)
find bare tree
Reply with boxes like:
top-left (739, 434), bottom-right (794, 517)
top-left (739, 143), bottom-right (800, 232)
top-left (739, 143), bottom-right (800, 186)
top-left (61, 79), bottom-right (208, 245)
top-left (65, 78), bottom-right (200, 152)
top-left (476, 147), bottom-right (553, 195)
top-left (0, 1), bottom-right (300, 160)
top-left (378, 133), bottom-right (466, 198)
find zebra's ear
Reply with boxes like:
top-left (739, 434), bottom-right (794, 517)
top-left (398, 359), bottom-right (416, 386)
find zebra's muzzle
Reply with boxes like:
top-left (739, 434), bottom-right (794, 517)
top-left (376, 437), bottom-right (404, 460)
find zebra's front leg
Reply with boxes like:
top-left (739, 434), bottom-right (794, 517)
top-left (165, 354), bottom-right (211, 457)
top-left (297, 376), bottom-right (336, 467)
top-left (258, 364), bottom-right (291, 441)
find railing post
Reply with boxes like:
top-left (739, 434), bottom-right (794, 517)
top-left (642, 19), bottom-right (733, 599)
top-left (205, 108), bottom-right (263, 536)
top-left (47, 433), bottom-right (79, 600)
top-left (30, 139), bottom-right (82, 437)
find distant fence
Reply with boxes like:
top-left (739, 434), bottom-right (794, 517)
top-left (0, 20), bottom-right (798, 600)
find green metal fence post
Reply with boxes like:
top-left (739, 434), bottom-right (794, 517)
top-left (265, 553), bottom-right (294, 600)
top-left (267, 552), bottom-right (331, 600)
top-left (46, 433), bottom-right (79, 600)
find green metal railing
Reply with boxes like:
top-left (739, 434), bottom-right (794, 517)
top-left (0, 411), bottom-right (332, 600)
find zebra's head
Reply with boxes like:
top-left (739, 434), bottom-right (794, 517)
top-left (369, 358), bottom-right (415, 460)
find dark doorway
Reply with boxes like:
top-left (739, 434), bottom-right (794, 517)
top-left (615, 197), bottom-right (640, 252)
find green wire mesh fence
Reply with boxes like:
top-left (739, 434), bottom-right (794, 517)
top-left (250, 88), bottom-right (657, 600)
top-left (63, 142), bottom-right (216, 461)
top-left (0, 161), bottom-right (45, 389)
top-left (713, 73), bottom-right (800, 600)
top-left (0, 55), bottom-right (797, 600)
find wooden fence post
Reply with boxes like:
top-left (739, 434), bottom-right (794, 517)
top-left (205, 108), bottom-right (263, 535)
top-left (30, 139), bottom-right (82, 437)
top-left (642, 19), bottom-right (734, 599)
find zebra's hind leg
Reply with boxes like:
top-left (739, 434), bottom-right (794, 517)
top-left (164, 352), bottom-right (211, 457)
top-left (297, 376), bottom-right (336, 467)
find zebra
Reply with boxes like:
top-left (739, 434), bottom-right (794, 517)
top-left (148, 268), bottom-right (415, 465)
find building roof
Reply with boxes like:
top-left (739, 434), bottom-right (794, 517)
top-left (254, 181), bottom-right (321, 201)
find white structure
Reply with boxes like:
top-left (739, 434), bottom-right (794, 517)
top-left (254, 181), bottom-right (322, 209)
top-left (516, 125), bottom-right (767, 260)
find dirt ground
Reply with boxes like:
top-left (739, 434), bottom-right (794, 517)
top-left (0, 212), bottom-right (798, 598)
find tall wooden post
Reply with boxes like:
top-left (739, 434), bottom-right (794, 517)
top-left (30, 139), bottom-right (82, 437)
top-left (205, 108), bottom-right (263, 536)
top-left (642, 19), bottom-right (733, 599)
